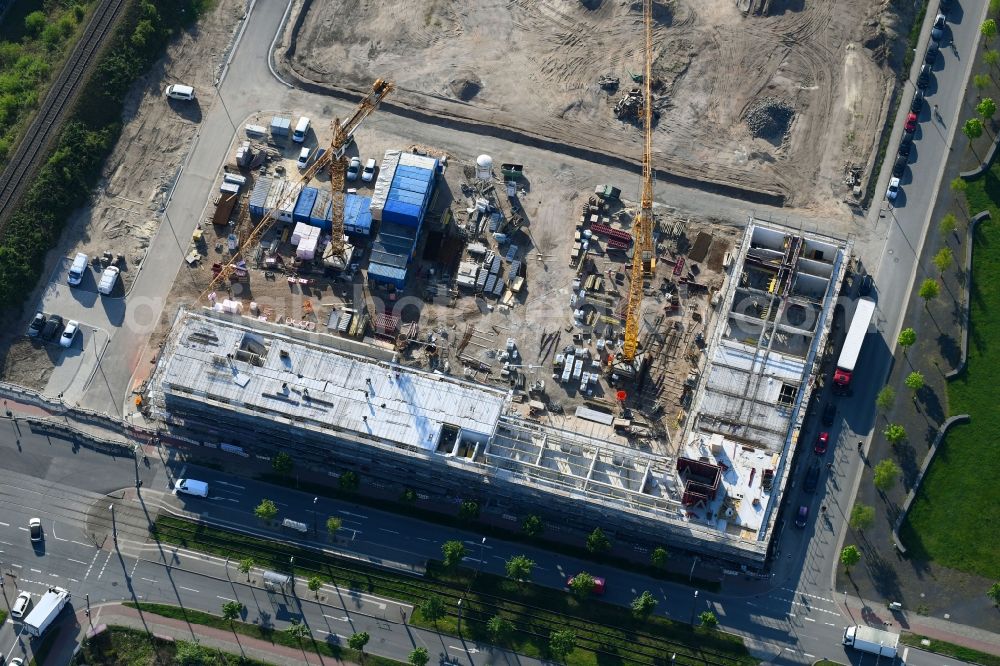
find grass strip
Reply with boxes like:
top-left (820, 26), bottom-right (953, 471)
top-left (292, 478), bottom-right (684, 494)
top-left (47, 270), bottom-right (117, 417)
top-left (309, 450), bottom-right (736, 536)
top-left (154, 515), bottom-right (753, 666)
top-left (123, 602), bottom-right (402, 666)
top-left (900, 633), bottom-right (1000, 666)
top-left (256, 471), bottom-right (721, 593)
top-left (74, 623), bottom-right (293, 665)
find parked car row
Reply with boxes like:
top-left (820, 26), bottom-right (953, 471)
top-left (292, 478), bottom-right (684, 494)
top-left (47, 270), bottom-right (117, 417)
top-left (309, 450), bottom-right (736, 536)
top-left (346, 156), bottom-right (378, 182)
top-left (888, 1), bottom-right (951, 203)
top-left (27, 311), bottom-right (79, 347)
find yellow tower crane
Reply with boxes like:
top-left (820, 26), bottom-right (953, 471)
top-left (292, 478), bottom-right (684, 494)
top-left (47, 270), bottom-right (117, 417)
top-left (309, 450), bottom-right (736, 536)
top-left (198, 78), bottom-right (394, 302)
top-left (622, 0), bottom-right (656, 362)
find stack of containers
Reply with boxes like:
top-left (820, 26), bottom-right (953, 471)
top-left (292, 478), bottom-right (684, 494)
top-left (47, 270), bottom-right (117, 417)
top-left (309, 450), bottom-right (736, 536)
top-left (296, 225), bottom-right (320, 260)
top-left (249, 177), bottom-right (272, 218)
top-left (343, 193), bottom-right (373, 235)
top-left (294, 187), bottom-right (319, 225)
top-left (308, 189), bottom-right (332, 232)
top-left (369, 150), bottom-right (401, 222)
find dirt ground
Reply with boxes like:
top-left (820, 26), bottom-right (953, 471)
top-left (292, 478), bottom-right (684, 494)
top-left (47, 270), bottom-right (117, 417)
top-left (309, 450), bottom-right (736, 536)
top-left (0, 0), bottom-right (249, 390)
top-left (286, 0), bottom-right (907, 213)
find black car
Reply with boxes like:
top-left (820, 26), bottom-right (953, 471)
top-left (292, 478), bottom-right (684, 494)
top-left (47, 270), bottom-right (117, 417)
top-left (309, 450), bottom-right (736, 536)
top-left (804, 465), bottom-right (821, 493)
top-left (917, 64), bottom-right (932, 89)
top-left (27, 311), bottom-right (46, 337)
top-left (893, 156), bottom-right (907, 177)
top-left (911, 90), bottom-right (924, 114)
top-left (41, 314), bottom-right (63, 341)
top-left (898, 139), bottom-right (912, 158)
top-left (821, 402), bottom-right (836, 426)
top-left (859, 274), bottom-right (874, 296)
top-left (939, 0), bottom-right (951, 11)
top-left (925, 47), bottom-right (938, 65)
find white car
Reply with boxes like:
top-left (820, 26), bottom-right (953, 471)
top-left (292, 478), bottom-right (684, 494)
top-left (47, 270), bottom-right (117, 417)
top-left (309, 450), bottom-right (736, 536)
top-left (886, 177), bottom-right (900, 202)
top-left (29, 517), bottom-right (43, 542)
top-left (60, 320), bottom-right (79, 348)
top-left (10, 591), bottom-right (31, 619)
top-left (361, 158), bottom-right (376, 182)
top-left (296, 147), bottom-right (311, 170)
top-left (165, 84), bottom-right (195, 101)
top-left (346, 156), bottom-right (361, 181)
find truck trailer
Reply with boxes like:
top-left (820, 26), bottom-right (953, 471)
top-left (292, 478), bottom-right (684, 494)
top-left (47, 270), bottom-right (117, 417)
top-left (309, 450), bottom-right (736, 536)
top-left (833, 298), bottom-right (876, 394)
top-left (842, 625), bottom-right (899, 659)
top-left (22, 586), bottom-right (71, 638)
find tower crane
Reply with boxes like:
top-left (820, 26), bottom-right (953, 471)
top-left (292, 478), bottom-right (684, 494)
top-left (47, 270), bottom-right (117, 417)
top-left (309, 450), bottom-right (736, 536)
top-left (621, 0), bottom-right (656, 363)
top-left (198, 78), bottom-right (394, 303)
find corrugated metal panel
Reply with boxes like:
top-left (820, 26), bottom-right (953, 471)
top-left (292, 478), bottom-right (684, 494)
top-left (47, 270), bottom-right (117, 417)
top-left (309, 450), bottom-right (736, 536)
top-left (294, 187), bottom-right (318, 224)
top-left (309, 190), bottom-right (331, 231)
top-left (394, 165), bottom-right (432, 181)
top-left (387, 187), bottom-right (425, 207)
top-left (398, 152), bottom-right (439, 171)
top-left (370, 150), bottom-right (401, 221)
top-left (264, 178), bottom-right (284, 212)
top-left (392, 175), bottom-right (431, 195)
top-left (249, 177), bottom-right (271, 217)
top-left (270, 116), bottom-right (291, 136)
top-left (368, 262), bottom-right (407, 288)
top-left (344, 194), bottom-right (373, 235)
top-left (382, 200), bottom-right (421, 227)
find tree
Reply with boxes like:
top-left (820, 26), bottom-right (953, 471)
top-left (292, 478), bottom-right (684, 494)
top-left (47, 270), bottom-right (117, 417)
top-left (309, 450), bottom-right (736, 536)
top-left (632, 590), bottom-right (658, 618)
top-left (349, 631), bottom-right (371, 655)
top-left (974, 75), bottom-right (992, 101)
top-left (569, 572), bottom-right (596, 599)
top-left (409, 647), bottom-right (430, 666)
top-left (919, 278), bottom-right (940, 305)
top-left (650, 546), bottom-right (670, 568)
top-left (326, 516), bottom-right (342, 536)
top-left (272, 451), bottom-right (293, 474)
top-left (237, 557), bottom-right (255, 581)
top-left (979, 98), bottom-right (998, 126)
top-left (884, 423), bottom-right (907, 445)
top-left (875, 386), bottom-right (896, 413)
top-left (849, 504), bottom-right (875, 532)
top-left (874, 459), bottom-right (902, 492)
top-left (699, 611), bottom-right (719, 628)
top-left (987, 49), bottom-right (1000, 70)
top-left (24, 10), bottom-right (46, 36)
top-left (586, 527), bottom-right (611, 553)
top-left (965, 118), bottom-right (985, 150)
top-left (549, 630), bottom-right (577, 661)
top-left (441, 540), bottom-right (467, 568)
top-left (949, 180), bottom-right (967, 205)
top-left (993, 0), bottom-right (1000, 17)
top-left (522, 514), bottom-right (544, 538)
top-left (897, 328), bottom-right (916, 353)
top-left (339, 470), bottom-right (359, 492)
top-left (400, 488), bottom-right (417, 503)
top-left (254, 499), bottom-right (278, 521)
top-left (988, 582), bottom-right (1000, 606)
top-left (933, 247), bottom-right (954, 273)
top-left (308, 575), bottom-right (323, 598)
top-left (905, 371), bottom-right (925, 393)
top-left (505, 554), bottom-right (535, 582)
top-left (458, 499), bottom-right (480, 520)
top-left (419, 595), bottom-right (446, 623)
top-left (487, 614), bottom-right (515, 643)
top-left (221, 600), bottom-right (243, 623)
top-left (983, 18), bottom-right (998, 43)
top-left (840, 545), bottom-right (862, 573)
top-left (285, 619), bottom-right (311, 642)
top-left (175, 642), bottom-right (212, 666)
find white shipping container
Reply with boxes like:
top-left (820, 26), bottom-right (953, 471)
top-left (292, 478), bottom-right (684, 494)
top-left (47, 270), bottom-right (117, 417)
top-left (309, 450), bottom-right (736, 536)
top-left (224, 173), bottom-right (247, 186)
top-left (369, 149), bottom-right (402, 221)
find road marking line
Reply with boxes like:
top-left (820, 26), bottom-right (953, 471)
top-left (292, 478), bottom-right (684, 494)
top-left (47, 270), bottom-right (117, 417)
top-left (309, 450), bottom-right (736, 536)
top-left (825, 622), bottom-right (836, 627)
top-left (804, 653), bottom-right (815, 658)
top-left (217, 595), bottom-right (237, 602)
top-left (142, 577), bottom-right (158, 583)
top-left (784, 648), bottom-right (797, 652)
top-left (68, 578), bottom-right (79, 583)
top-left (68, 558), bottom-right (88, 565)
top-left (10, 563), bottom-right (22, 568)
top-left (787, 613), bottom-right (795, 617)
top-left (338, 510), bottom-right (367, 519)
top-left (379, 528), bottom-right (400, 534)
top-left (49, 573), bottom-right (59, 578)
top-left (72, 540), bottom-right (93, 548)
top-left (323, 614), bottom-right (349, 622)
top-left (30, 568), bottom-right (41, 573)
top-left (903, 647), bottom-right (909, 662)
top-left (180, 586), bottom-right (200, 593)
top-left (83, 550), bottom-right (101, 580)
top-left (0, 540), bottom-right (12, 546)
top-left (216, 481), bottom-right (245, 489)
top-left (804, 617), bottom-right (816, 622)
top-left (18, 527), bottom-right (29, 532)
top-left (0, 521), bottom-right (9, 527)
top-left (96, 551), bottom-right (113, 580)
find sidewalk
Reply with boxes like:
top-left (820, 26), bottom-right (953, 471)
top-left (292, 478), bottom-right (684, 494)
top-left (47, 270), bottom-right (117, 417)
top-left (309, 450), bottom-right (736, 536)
top-left (64, 603), bottom-right (358, 666)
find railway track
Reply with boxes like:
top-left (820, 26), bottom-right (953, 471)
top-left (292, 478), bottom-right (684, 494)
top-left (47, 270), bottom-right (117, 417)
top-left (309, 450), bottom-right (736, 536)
top-left (155, 517), bottom-right (747, 666)
top-left (0, 0), bottom-right (127, 233)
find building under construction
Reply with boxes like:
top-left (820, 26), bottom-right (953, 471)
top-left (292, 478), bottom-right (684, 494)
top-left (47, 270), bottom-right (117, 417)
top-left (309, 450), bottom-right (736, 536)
top-left (145, 219), bottom-right (849, 567)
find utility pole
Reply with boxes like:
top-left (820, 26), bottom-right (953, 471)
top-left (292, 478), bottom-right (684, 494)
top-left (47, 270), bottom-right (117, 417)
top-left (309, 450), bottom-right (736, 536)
top-left (109, 504), bottom-right (117, 544)
top-left (313, 497), bottom-right (318, 536)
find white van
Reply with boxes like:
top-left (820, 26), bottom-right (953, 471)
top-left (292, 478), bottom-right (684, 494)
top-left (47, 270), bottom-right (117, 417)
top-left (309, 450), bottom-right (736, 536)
top-left (98, 265), bottom-right (119, 295)
top-left (292, 116), bottom-right (310, 143)
top-left (67, 253), bottom-right (88, 286)
top-left (165, 84), bottom-right (195, 101)
top-left (174, 479), bottom-right (209, 497)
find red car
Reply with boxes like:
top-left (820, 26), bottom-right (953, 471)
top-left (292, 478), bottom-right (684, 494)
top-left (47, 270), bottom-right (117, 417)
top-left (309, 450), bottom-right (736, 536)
top-left (904, 112), bottom-right (918, 133)
top-left (815, 431), bottom-right (830, 455)
top-left (567, 574), bottom-right (606, 595)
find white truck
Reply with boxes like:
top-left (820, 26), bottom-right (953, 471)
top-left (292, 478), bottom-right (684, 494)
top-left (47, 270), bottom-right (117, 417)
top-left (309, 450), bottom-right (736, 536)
top-left (843, 625), bottom-right (899, 659)
top-left (22, 586), bottom-right (71, 638)
top-left (833, 298), bottom-right (876, 395)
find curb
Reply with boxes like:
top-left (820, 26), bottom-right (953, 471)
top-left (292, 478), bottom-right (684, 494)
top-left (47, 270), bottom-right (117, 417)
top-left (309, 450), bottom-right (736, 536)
top-left (892, 413), bottom-right (971, 554)
top-left (945, 209), bottom-right (991, 379)
top-left (960, 130), bottom-right (1000, 180)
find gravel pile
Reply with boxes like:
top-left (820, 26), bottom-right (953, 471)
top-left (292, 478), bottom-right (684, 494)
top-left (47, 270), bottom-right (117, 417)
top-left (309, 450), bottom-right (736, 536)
top-left (745, 96), bottom-right (795, 142)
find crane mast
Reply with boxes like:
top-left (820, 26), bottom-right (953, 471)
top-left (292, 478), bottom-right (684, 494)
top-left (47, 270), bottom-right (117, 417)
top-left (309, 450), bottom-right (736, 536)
top-left (198, 79), bottom-right (392, 303)
top-left (622, 0), bottom-right (655, 362)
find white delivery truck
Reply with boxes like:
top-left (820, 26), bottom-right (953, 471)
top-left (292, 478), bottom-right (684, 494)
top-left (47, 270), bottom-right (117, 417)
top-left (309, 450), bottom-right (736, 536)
top-left (22, 586), bottom-right (71, 638)
top-left (842, 625), bottom-right (899, 659)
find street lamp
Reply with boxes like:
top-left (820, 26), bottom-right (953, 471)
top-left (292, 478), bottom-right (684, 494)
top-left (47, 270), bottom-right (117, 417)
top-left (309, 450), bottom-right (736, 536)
top-left (313, 497), bottom-right (318, 535)
top-left (109, 504), bottom-right (117, 544)
top-left (690, 590), bottom-right (699, 626)
top-left (457, 598), bottom-right (463, 634)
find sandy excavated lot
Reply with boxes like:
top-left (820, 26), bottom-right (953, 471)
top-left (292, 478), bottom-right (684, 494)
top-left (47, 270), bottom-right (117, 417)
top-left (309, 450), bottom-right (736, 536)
top-left (287, 0), bottom-right (902, 213)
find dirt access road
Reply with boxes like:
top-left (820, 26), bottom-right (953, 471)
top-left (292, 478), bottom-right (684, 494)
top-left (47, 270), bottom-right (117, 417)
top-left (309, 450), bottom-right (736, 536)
top-left (285, 0), bottom-right (906, 214)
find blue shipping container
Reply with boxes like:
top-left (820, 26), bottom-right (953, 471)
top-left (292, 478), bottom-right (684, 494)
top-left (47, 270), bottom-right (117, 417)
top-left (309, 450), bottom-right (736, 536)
top-left (249, 177), bottom-right (272, 217)
top-left (308, 190), bottom-right (332, 231)
top-left (367, 262), bottom-right (407, 289)
top-left (344, 194), bottom-right (373, 235)
top-left (294, 187), bottom-right (318, 224)
top-left (382, 199), bottom-right (421, 227)
top-left (387, 187), bottom-right (425, 207)
top-left (392, 176), bottom-right (430, 196)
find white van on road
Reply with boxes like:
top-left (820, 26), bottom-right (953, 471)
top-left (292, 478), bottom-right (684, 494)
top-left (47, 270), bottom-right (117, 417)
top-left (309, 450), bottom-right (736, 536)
top-left (174, 479), bottom-right (209, 497)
